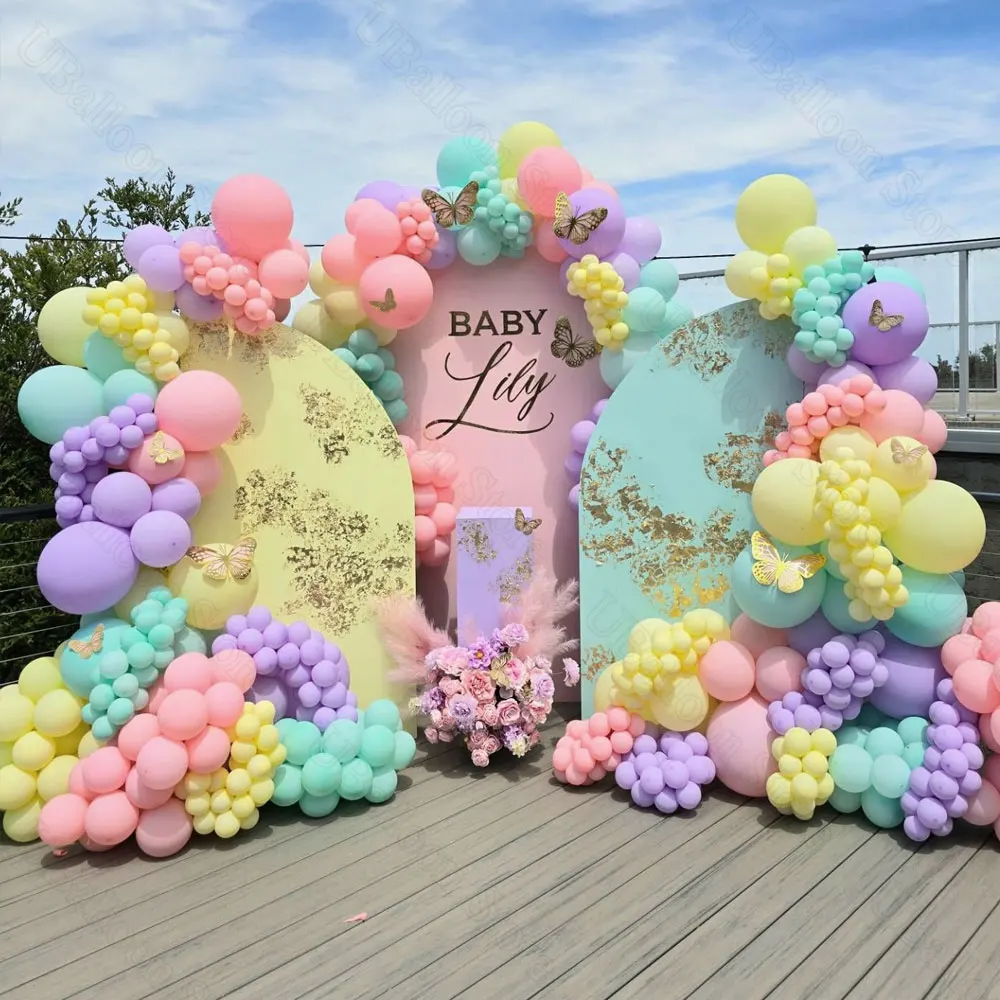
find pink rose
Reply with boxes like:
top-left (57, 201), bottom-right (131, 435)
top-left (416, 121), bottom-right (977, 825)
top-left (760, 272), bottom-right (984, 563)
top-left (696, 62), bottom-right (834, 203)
top-left (439, 678), bottom-right (465, 698)
top-left (424, 727), bottom-right (439, 743)
top-left (480, 704), bottom-right (500, 727)
top-left (497, 699), bottom-right (522, 727)
top-left (439, 713), bottom-right (457, 731)
top-left (471, 748), bottom-right (490, 767)
top-left (461, 669), bottom-right (496, 705)
top-left (468, 728), bottom-right (489, 750)
top-left (528, 731), bottom-right (540, 747)
top-left (429, 709), bottom-right (444, 727)
top-left (504, 658), bottom-right (528, 689)
top-left (484, 734), bottom-right (502, 754)
top-left (438, 729), bottom-right (454, 742)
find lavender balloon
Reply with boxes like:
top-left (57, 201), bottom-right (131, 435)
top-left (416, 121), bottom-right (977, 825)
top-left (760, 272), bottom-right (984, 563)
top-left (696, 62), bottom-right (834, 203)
top-left (614, 730), bottom-right (715, 813)
top-left (616, 216), bottom-right (662, 264)
top-left (425, 227), bottom-right (457, 271)
top-left (868, 634), bottom-right (946, 719)
top-left (609, 252), bottom-right (641, 291)
top-left (786, 345), bottom-right (827, 384)
top-left (817, 359), bottom-right (875, 387)
top-left (129, 510), bottom-right (192, 568)
top-left (151, 478), bottom-right (201, 520)
top-left (872, 356), bottom-right (938, 404)
top-left (90, 472), bottom-right (152, 528)
top-left (138, 244), bottom-right (185, 292)
top-left (123, 224), bottom-right (173, 269)
top-left (800, 631), bottom-right (889, 729)
top-left (566, 398), bottom-right (609, 508)
top-left (842, 282), bottom-right (930, 366)
top-left (355, 180), bottom-right (405, 211)
top-left (786, 612), bottom-right (839, 657)
top-left (176, 282), bottom-right (225, 322)
top-left (557, 188), bottom-right (626, 260)
top-left (176, 226), bottom-right (222, 249)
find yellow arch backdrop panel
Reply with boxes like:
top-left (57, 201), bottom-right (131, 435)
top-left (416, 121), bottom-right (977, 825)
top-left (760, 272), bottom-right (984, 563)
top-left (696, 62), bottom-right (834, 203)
top-left (179, 321), bottom-right (416, 708)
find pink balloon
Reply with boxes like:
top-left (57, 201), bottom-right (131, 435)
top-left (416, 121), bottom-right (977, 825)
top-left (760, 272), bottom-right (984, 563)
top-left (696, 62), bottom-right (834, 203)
top-left (706, 695), bottom-right (777, 796)
top-left (517, 147), bottom-right (583, 217)
top-left (117, 713), bottom-right (161, 761)
top-left (209, 649), bottom-right (256, 692)
top-left (136, 799), bottom-right (193, 858)
top-left (157, 689), bottom-right (209, 741)
top-left (258, 248), bottom-right (309, 298)
top-left (124, 766), bottom-right (174, 809)
top-left (321, 234), bottom-right (368, 284)
top-left (38, 794), bottom-right (88, 847)
top-left (583, 179), bottom-right (618, 198)
top-left (420, 536), bottom-right (451, 567)
top-left (414, 515), bottom-right (437, 549)
top-left (273, 298), bottom-right (291, 323)
top-left (952, 659), bottom-right (1000, 713)
top-left (181, 451), bottom-right (222, 495)
top-left (973, 603), bottom-right (1000, 639)
top-left (211, 175), bottom-right (294, 260)
top-left (84, 791), bottom-right (139, 846)
top-left (431, 502), bottom-right (457, 534)
top-left (68, 761), bottom-right (93, 801)
top-left (284, 238), bottom-right (311, 264)
top-left (358, 255), bottom-right (434, 329)
top-left (353, 206), bottom-right (404, 259)
top-left (82, 746), bottom-right (131, 794)
top-left (857, 389), bottom-right (926, 443)
top-left (154, 370), bottom-right (242, 452)
top-left (916, 408), bottom-right (947, 453)
top-left (942, 633), bottom-right (982, 675)
top-left (984, 712), bottom-right (1000, 754)
top-left (986, 754), bottom-right (1000, 790)
top-left (699, 641), bottom-right (756, 702)
top-left (136, 736), bottom-right (190, 791)
top-left (755, 646), bottom-right (806, 701)
top-left (163, 652), bottom-right (213, 693)
top-left (185, 725), bottom-right (232, 774)
top-left (203, 681), bottom-right (246, 728)
top-left (413, 483), bottom-right (438, 515)
top-left (731, 614), bottom-right (788, 660)
top-left (127, 431), bottom-right (185, 485)
top-left (345, 198), bottom-right (386, 233)
top-left (533, 222), bottom-right (568, 264)
top-left (965, 781), bottom-right (1000, 826)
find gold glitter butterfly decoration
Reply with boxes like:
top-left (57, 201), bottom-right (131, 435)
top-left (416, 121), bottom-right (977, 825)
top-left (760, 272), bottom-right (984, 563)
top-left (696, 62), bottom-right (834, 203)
top-left (550, 316), bottom-right (598, 368)
top-left (185, 537), bottom-right (257, 582)
top-left (421, 180), bottom-right (479, 228)
top-left (148, 431), bottom-right (184, 465)
top-left (869, 298), bottom-right (904, 332)
top-left (552, 191), bottom-right (607, 245)
top-left (514, 507), bottom-right (542, 535)
top-left (369, 288), bottom-right (396, 313)
top-left (68, 623), bottom-right (104, 659)
top-left (890, 437), bottom-right (928, 465)
top-left (750, 531), bottom-right (826, 595)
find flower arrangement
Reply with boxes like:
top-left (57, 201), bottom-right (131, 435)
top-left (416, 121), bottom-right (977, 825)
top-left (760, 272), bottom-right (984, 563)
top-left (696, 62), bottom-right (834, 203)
top-left (376, 570), bottom-right (580, 767)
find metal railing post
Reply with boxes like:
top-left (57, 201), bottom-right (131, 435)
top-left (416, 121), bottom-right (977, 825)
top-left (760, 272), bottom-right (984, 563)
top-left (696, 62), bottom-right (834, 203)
top-left (958, 250), bottom-right (970, 419)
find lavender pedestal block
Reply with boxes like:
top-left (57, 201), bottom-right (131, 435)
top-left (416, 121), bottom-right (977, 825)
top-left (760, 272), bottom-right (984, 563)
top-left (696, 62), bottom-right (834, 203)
top-left (455, 507), bottom-right (535, 639)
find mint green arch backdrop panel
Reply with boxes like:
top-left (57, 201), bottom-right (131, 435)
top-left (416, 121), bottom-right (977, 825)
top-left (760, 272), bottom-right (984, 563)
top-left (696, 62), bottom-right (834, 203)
top-left (579, 301), bottom-right (803, 717)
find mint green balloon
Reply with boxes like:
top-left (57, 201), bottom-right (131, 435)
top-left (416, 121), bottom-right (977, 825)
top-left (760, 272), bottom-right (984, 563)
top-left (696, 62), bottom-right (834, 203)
top-left (364, 699), bottom-right (402, 731)
top-left (302, 752), bottom-right (342, 797)
top-left (885, 567), bottom-right (967, 647)
top-left (101, 368), bottom-right (158, 409)
top-left (903, 741), bottom-right (926, 768)
top-left (660, 299), bottom-right (694, 334)
top-left (622, 287), bottom-right (666, 334)
top-left (829, 743), bottom-right (873, 793)
top-left (340, 758), bottom-right (374, 800)
top-left (285, 721), bottom-right (322, 766)
top-left (820, 582), bottom-right (875, 633)
top-left (872, 266), bottom-right (925, 300)
top-left (731, 544), bottom-right (827, 628)
top-left (368, 765), bottom-right (398, 803)
top-left (323, 719), bottom-right (364, 763)
top-left (864, 727), bottom-right (905, 759)
top-left (437, 136), bottom-right (497, 188)
top-left (17, 365), bottom-right (104, 444)
top-left (835, 725), bottom-right (867, 748)
top-left (861, 787), bottom-right (905, 827)
top-left (828, 787), bottom-right (862, 813)
top-left (856, 703), bottom-right (889, 729)
top-left (896, 716), bottom-right (929, 746)
top-left (360, 726), bottom-right (396, 768)
top-left (871, 754), bottom-right (910, 798)
top-left (83, 331), bottom-right (129, 379)
top-left (271, 763), bottom-right (304, 807)
top-left (299, 791), bottom-right (340, 817)
top-left (456, 222), bottom-right (502, 265)
top-left (394, 730), bottom-right (417, 770)
top-left (639, 259), bottom-right (680, 301)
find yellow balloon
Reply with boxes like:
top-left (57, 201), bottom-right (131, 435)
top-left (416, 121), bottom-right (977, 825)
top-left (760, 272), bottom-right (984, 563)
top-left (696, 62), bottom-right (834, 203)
top-left (324, 289), bottom-right (366, 326)
top-left (147, 289), bottom-right (176, 313)
top-left (500, 177), bottom-right (529, 211)
top-left (752, 458), bottom-right (826, 546)
top-left (725, 250), bottom-right (769, 299)
top-left (156, 313), bottom-right (191, 357)
top-left (872, 436), bottom-right (933, 494)
top-left (32, 689), bottom-right (83, 738)
top-left (819, 426), bottom-right (877, 463)
top-left (884, 480), bottom-right (986, 574)
top-left (12, 730), bottom-right (56, 771)
top-left (291, 299), bottom-right (351, 349)
top-left (308, 257), bottom-right (338, 298)
top-left (77, 730), bottom-right (104, 758)
top-left (649, 675), bottom-right (709, 731)
top-left (167, 555), bottom-right (259, 630)
top-left (0, 691), bottom-right (35, 742)
top-left (0, 742), bottom-right (11, 768)
top-left (53, 721), bottom-right (89, 756)
top-left (36, 754), bottom-right (78, 801)
top-left (369, 323), bottom-right (396, 347)
top-left (17, 656), bottom-right (62, 701)
top-left (0, 763), bottom-right (37, 811)
top-left (866, 477), bottom-right (901, 531)
top-left (593, 666), bottom-right (614, 712)
top-left (114, 566), bottom-right (170, 619)
top-left (2, 798), bottom-right (43, 843)
top-left (735, 175), bottom-right (818, 254)
top-left (36, 286), bottom-right (95, 366)
top-left (497, 121), bottom-right (561, 178)
top-left (782, 226), bottom-right (838, 275)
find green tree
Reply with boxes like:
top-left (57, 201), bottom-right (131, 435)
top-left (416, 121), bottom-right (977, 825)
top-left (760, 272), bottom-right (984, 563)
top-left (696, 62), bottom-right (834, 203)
top-left (0, 171), bottom-right (209, 681)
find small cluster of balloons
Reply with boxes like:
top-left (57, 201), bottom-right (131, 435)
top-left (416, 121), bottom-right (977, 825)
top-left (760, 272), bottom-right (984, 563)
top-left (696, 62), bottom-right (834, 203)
top-left (399, 436), bottom-right (459, 568)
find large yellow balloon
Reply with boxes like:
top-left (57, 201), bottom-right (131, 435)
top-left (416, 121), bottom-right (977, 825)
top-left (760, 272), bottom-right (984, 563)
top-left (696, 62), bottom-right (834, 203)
top-left (292, 299), bottom-right (352, 349)
top-left (649, 675), bottom-right (710, 731)
top-left (872, 436), bottom-right (933, 494)
top-left (167, 555), bottom-right (259, 630)
top-left (308, 257), bottom-right (338, 298)
top-left (156, 314), bottom-right (191, 357)
top-left (866, 477), bottom-right (901, 531)
top-left (819, 426), bottom-right (876, 463)
top-left (884, 480), bottom-right (986, 574)
top-left (324, 288), bottom-right (366, 326)
top-left (783, 226), bottom-right (839, 275)
top-left (725, 250), bottom-right (769, 299)
top-left (752, 458), bottom-right (826, 546)
top-left (593, 666), bottom-right (614, 712)
top-left (497, 121), bottom-right (561, 178)
top-left (37, 286), bottom-right (95, 366)
top-left (735, 175), bottom-right (817, 254)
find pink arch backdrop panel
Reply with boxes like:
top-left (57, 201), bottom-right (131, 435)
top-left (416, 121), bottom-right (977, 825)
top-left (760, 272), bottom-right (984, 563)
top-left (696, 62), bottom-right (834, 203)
top-left (391, 257), bottom-right (607, 698)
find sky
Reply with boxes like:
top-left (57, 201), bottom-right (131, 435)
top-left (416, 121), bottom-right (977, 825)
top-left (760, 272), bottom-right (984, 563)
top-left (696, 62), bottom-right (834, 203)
top-left (3, 0), bottom-right (1000, 368)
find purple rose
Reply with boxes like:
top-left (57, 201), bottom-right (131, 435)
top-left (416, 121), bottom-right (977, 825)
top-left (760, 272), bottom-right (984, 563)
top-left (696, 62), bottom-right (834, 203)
top-left (530, 672), bottom-right (555, 702)
top-left (446, 693), bottom-right (478, 731)
top-left (420, 687), bottom-right (445, 714)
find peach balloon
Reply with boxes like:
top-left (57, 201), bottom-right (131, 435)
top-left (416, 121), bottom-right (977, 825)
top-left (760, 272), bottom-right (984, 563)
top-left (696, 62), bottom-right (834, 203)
top-left (135, 736), bottom-right (190, 791)
top-left (157, 689), bottom-right (209, 741)
top-left (584, 180), bottom-right (618, 197)
top-left (917, 408), bottom-right (948, 453)
top-left (127, 431), bottom-right (185, 485)
top-left (517, 147), bottom-right (583, 217)
top-left (420, 537), bottom-right (451, 567)
top-left (163, 652), bottom-right (213, 693)
top-left (211, 174), bottom-right (293, 261)
top-left (941, 633), bottom-right (981, 675)
top-left (284, 238), bottom-right (311, 264)
top-left (414, 515), bottom-right (437, 549)
top-left (358, 255), bottom-right (434, 329)
top-left (981, 713), bottom-right (1000, 754)
top-left (699, 641), bottom-right (756, 702)
top-left (124, 767), bottom-right (174, 810)
top-left (38, 793), bottom-right (88, 847)
top-left (185, 726), bottom-right (232, 774)
top-left (731, 614), bottom-right (788, 660)
top-left (533, 223), bottom-right (568, 264)
top-left (985, 754), bottom-right (1000, 790)
top-left (413, 484), bottom-right (438, 515)
top-left (146, 677), bottom-right (169, 715)
top-left (858, 389), bottom-right (925, 443)
top-left (203, 682), bottom-right (246, 728)
top-left (136, 799), bottom-right (193, 858)
top-left (274, 298), bottom-right (290, 323)
top-left (755, 646), bottom-right (806, 701)
top-left (117, 714), bottom-right (162, 761)
top-left (972, 603), bottom-right (1000, 639)
top-left (345, 198), bottom-right (386, 233)
top-left (209, 649), bottom-right (256, 693)
top-left (154, 371), bottom-right (243, 452)
top-left (353, 206), bottom-right (404, 259)
top-left (82, 746), bottom-right (131, 794)
top-left (321, 234), bottom-right (368, 284)
top-left (965, 781), bottom-right (1000, 826)
top-left (68, 762), bottom-right (93, 801)
top-left (951, 659), bottom-right (1000, 713)
top-left (258, 248), bottom-right (309, 299)
top-left (84, 791), bottom-right (139, 846)
top-left (181, 451), bottom-right (222, 495)
top-left (706, 695), bottom-right (777, 796)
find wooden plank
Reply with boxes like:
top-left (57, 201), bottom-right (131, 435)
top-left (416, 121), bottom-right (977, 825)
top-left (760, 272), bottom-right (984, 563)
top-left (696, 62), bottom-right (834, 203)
top-left (844, 842), bottom-right (1000, 1000)
top-left (385, 792), bottom-right (757, 1000)
top-left (923, 896), bottom-right (1000, 1000)
top-left (21, 770), bottom-right (596, 998)
top-left (764, 832), bottom-right (987, 1000)
top-left (538, 811), bottom-right (836, 999)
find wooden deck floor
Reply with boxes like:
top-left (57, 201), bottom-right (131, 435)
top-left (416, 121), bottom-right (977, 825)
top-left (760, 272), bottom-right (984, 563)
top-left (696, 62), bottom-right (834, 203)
top-left (1, 717), bottom-right (998, 1000)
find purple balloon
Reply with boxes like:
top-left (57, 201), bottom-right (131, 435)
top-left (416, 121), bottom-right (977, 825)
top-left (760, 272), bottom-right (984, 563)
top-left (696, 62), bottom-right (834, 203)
top-left (398, 185), bottom-right (422, 201)
top-left (129, 510), bottom-right (192, 568)
top-left (617, 216), bottom-right (662, 264)
top-left (842, 282), bottom-right (930, 365)
top-left (37, 521), bottom-right (138, 614)
top-left (355, 180), bottom-right (405, 210)
top-left (137, 244), bottom-right (185, 292)
top-left (90, 472), bottom-right (152, 528)
top-left (176, 226), bottom-right (221, 249)
top-left (817, 360), bottom-right (875, 387)
top-left (786, 612), bottom-right (839, 656)
top-left (150, 478), bottom-right (201, 520)
top-left (872, 356), bottom-right (938, 404)
top-left (786, 345), bottom-right (828, 383)
top-left (424, 227), bottom-right (457, 271)
top-left (609, 252), bottom-right (641, 291)
top-left (123, 224), bottom-right (173, 269)
top-left (557, 188), bottom-right (626, 260)
top-left (868, 634), bottom-right (946, 719)
top-left (176, 282), bottom-right (224, 321)
top-left (251, 676), bottom-right (291, 719)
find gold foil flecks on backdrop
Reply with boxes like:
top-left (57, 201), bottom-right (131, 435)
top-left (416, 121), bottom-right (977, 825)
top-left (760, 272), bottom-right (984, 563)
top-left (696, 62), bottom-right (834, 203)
top-left (299, 383), bottom-right (404, 465)
top-left (657, 306), bottom-right (737, 380)
top-left (492, 550), bottom-right (533, 605)
top-left (703, 411), bottom-right (784, 494)
top-left (584, 644), bottom-right (616, 682)
top-left (457, 520), bottom-right (497, 564)
top-left (230, 413), bottom-right (254, 443)
top-left (180, 321), bottom-right (300, 373)
top-left (580, 440), bottom-right (749, 618)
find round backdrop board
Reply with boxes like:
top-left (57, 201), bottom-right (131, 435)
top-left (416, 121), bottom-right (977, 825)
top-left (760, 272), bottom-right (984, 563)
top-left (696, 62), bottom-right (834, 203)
top-left (578, 301), bottom-right (802, 716)
top-left (180, 321), bottom-right (416, 708)
top-left (391, 256), bottom-right (607, 678)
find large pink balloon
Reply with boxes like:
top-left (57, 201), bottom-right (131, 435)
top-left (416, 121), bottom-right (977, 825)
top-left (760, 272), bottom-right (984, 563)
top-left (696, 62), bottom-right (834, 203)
top-left (38, 793), bottom-right (88, 847)
top-left (154, 371), bottom-right (242, 452)
top-left (353, 206), bottom-right (404, 259)
top-left (706, 695), bottom-right (777, 796)
top-left (534, 222), bottom-right (568, 264)
top-left (211, 175), bottom-right (293, 261)
top-left (322, 234), bottom-right (368, 284)
top-left (136, 799), bottom-right (193, 857)
top-left (258, 248), bottom-right (309, 298)
top-left (518, 147), bottom-right (583, 217)
top-left (358, 255), bottom-right (434, 329)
